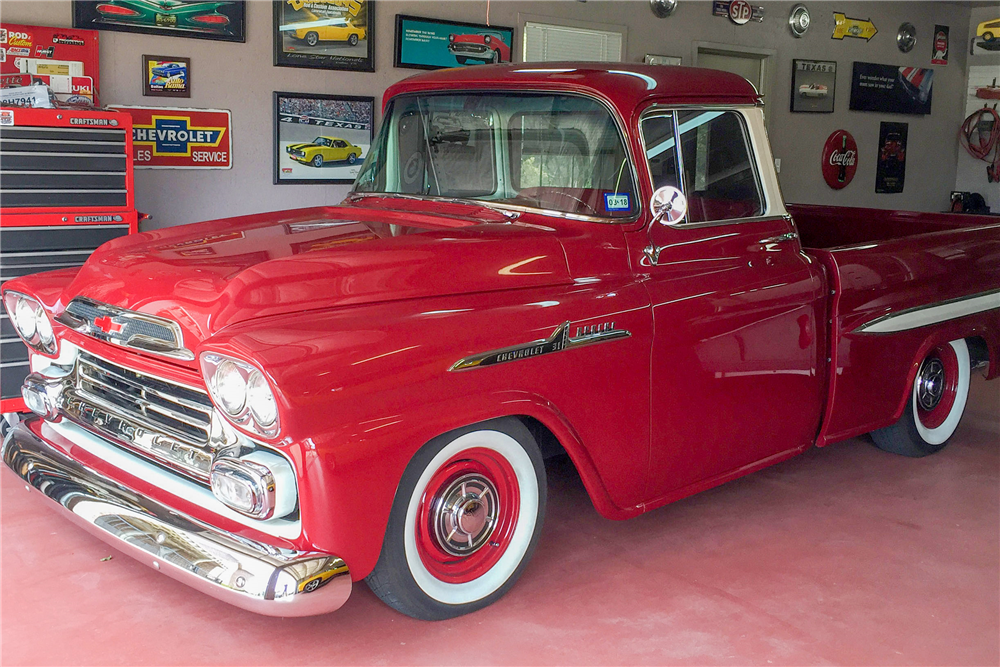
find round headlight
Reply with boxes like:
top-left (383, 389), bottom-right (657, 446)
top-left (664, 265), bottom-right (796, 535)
top-left (247, 371), bottom-right (277, 426)
top-left (449, 34), bottom-right (455, 42)
top-left (36, 308), bottom-right (54, 345)
top-left (214, 360), bottom-right (247, 415)
top-left (14, 298), bottom-right (38, 340)
top-left (484, 34), bottom-right (491, 44)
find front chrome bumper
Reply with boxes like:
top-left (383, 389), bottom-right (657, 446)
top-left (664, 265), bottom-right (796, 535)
top-left (2, 418), bottom-right (351, 617)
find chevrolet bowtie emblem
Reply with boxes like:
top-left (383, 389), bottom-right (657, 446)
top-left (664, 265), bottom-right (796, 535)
top-left (92, 315), bottom-right (123, 334)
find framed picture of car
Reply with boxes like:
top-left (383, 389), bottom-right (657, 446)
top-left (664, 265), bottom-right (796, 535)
top-left (273, 0), bottom-right (374, 72)
top-left (142, 55), bottom-right (191, 97)
top-left (790, 59), bottom-right (837, 113)
top-left (273, 91), bottom-right (374, 185)
top-left (73, 0), bottom-right (245, 42)
top-left (394, 15), bottom-right (514, 70)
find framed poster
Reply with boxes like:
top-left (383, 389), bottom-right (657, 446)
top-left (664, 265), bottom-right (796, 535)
top-left (394, 15), bottom-right (514, 70)
top-left (110, 105), bottom-right (232, 169)
top-left (73, 1), bottom-right (245, 42)
top-left (875, 121), bottom-right (907, 193)
top-left (791, 59), bottom-right (836, 113)
top-left (850, 62), bottom-right (934, 115)
top-left (273, 0), bottom-right (374, 72)
top-left (142, 55), bottom-right (190, 98)
top-left (273, 91), bottom-right (374, 185)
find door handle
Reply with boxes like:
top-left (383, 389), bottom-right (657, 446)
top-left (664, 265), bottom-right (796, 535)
top-left (758, 232), bottom-right (798, 245)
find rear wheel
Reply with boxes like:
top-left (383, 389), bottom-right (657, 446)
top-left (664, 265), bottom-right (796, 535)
top-left (871, 339), bottom-right (971, 457)
top-left (366, 418), bottom-right (546, 620)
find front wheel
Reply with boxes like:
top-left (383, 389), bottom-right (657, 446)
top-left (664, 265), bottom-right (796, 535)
top-left (311, 154), bottom-right (323, 168)
top-left (871, 339), bottom-right (971, 457)
top-left (348, 33), bottom-right (359, 46)
top-left (983, 31), bottom-right (994, 41)
top-left (366, 418), bottom-right (546, 620)
top-left (491, 49), bottom-right (501, 64)
top-left (346, 152), bottom-right (357, 164)
top-left (305, 31), bottom-right (319, 47)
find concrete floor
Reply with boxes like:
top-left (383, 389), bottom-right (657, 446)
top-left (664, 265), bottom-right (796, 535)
top-left (2, 377), bottom-right (997, 666)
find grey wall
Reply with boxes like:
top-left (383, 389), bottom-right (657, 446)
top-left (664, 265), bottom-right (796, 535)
top-left (0, 0), bottom-right (978, 228)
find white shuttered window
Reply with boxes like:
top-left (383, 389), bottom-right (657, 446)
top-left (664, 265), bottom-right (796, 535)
top-left (523, 22), bottom-right (623, 63)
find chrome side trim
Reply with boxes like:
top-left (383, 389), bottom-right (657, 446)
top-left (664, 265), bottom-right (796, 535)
top-left (450, 320), bottom-right (631, 371)
top-left (853, 289), bottom-right (1000, 334)
top-left (2, 421), bottom-right (350, 617)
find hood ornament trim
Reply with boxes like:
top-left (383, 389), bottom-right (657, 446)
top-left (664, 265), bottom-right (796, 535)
top-left (450, 320), bottom-right (630, 371)
top-left (56, 296), bottom-right (195, 361)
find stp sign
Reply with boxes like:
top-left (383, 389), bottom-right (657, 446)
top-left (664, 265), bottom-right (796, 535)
top-left (728, 0), bottom-right (752, 25)
top-left (822, 130), bottom-right (858, 189)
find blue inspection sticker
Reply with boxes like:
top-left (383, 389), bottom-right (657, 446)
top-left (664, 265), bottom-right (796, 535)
top-left (604, 193), bottom-right (631, 211)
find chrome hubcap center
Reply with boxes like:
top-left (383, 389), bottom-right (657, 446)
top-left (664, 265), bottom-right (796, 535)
top-left (433, 473), bottom-right (499, 557)
top-left (916, 358), bottom-right (946, 411)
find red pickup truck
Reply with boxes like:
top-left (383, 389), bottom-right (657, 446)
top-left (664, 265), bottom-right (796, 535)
top-left (3, 64), bottom-right (998, 621)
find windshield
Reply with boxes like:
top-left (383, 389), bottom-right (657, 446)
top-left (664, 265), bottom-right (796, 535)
top-left (352, 93), bottom-right (638, 219)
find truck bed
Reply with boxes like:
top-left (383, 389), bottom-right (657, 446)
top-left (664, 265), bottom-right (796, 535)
top-left (788, 204), bottom-right (1000, 445)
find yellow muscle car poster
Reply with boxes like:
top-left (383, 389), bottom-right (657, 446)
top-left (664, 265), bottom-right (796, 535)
top-left (274, 91), bottom-right (374, 184)
top-left (273, 0), bottom-right (373, 71)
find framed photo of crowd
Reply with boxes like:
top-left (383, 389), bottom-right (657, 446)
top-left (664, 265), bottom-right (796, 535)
top-left (273, 91), bottom-right (375, 185)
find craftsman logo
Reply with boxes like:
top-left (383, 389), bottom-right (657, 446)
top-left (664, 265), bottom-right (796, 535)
top-left (92, 316), bottom-right (123, 334)
top-left (829, 150), bottom-right (856, 167)
top-left (0, 110), bottom-right (13, 126)
top-left (74, 214), bottom-right (123, 222)
top-left (133, 116), bottom-right (225, 156)
top-left (70, 117), bottom-right (115, 125)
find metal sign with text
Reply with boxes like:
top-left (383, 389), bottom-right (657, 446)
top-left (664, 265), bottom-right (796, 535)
top-left (110, 105), bottom-right (232, 169)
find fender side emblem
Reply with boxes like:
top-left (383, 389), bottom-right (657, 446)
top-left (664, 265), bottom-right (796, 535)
top-left (450, 321), bottom-right (630, 371)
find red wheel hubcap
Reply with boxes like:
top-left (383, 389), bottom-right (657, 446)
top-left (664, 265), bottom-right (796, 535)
top-left (915, 345), bottom-right (959, 430)
top-left (416, 448), bottom-right (520, 584)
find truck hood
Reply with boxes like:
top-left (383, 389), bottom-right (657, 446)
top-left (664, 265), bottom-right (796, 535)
top-left (61, 203), bottom-right (571, 354)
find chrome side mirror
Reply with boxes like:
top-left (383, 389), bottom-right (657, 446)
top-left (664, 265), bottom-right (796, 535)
top-left (650, 186), bottom-right (687, 226)
top-left (644, 186), bottom-right (688, 266)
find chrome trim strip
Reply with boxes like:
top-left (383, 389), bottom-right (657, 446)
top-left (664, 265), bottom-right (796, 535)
top-left (450, 320), bottom-right (631, 371)
top-left (853, 289), bottom-right (1000, 334)
top-left (2, 422), bottom-right (350, 617)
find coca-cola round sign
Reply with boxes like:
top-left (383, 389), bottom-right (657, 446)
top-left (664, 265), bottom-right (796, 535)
top-left (822, 129), bottom-right (858, 189)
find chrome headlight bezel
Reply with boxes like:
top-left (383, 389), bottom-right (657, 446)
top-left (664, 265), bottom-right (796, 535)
top-left (200, 352), bottom-right (281, 438)
top-left (3, 290), bottom-right (59, 355)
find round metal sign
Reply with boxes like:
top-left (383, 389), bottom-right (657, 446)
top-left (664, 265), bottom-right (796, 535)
top-left (728, 0), bottom-right (753, 25)
top-left (788, 4), bottom-right (810, 37)
top-left (822, 130), bottom-right (858, 189)
top-left (897, 23), bottom-right (917, 52)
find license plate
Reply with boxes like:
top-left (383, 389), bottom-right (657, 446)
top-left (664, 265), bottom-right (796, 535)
top-left (155, 13), bottom-right (178, 27)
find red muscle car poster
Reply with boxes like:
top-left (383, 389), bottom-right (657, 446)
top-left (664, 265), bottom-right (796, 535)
top-left (110, 105), bottom-right (232, 169)
top-left (876, 121), bottom-right (907, 193)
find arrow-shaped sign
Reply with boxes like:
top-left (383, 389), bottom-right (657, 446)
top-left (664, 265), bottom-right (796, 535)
top-left (832, 12), bottom-right (878, 41)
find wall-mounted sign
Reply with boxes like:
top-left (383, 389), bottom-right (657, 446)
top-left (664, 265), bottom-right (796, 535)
top-left (876, 121), bottom-right (907, 193)
top-left (850, 62), bottom-right (934, 115)
top-left (712, 0), bottom-right (763, 24)
top-left (822, 130), bottom-right (857, 189)
top-left (110, 105), bottom-right (232, 169)
top-left (832, 13), bottom-right (877, 41)
top-left (73, 1), bottom-right (245, 43)
top-left (932, 25), bottom-right (949, 64)
top-left (142, 55), bottom-right (190, 98)
top-left (273, 0), bottom-right (374, 72)
top-left (791, 60), bottom-right (836, 113)
top-left (394, 15), bottom-right (514, 70)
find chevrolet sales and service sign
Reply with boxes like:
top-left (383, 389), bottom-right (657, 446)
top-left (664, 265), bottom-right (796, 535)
top-left (110, 106), bottom-right (232, 169)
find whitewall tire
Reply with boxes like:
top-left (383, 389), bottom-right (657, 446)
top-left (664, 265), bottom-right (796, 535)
top-left (871, 339), bottom-right (971, 457)
top-left (366, 418), bottom-right (546, 620)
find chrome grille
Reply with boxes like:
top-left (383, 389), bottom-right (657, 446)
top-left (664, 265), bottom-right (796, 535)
top-left (65, 351), bottom-right (218, 480)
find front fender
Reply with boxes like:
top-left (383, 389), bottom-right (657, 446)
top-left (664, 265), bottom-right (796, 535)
top-left (201, 279), bottom-right (653, 578)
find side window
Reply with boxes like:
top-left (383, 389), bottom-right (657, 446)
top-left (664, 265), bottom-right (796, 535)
top-left (640, 113), bottom-right (680, 192)
top-left (675, 110), bottom-right (763, 223)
